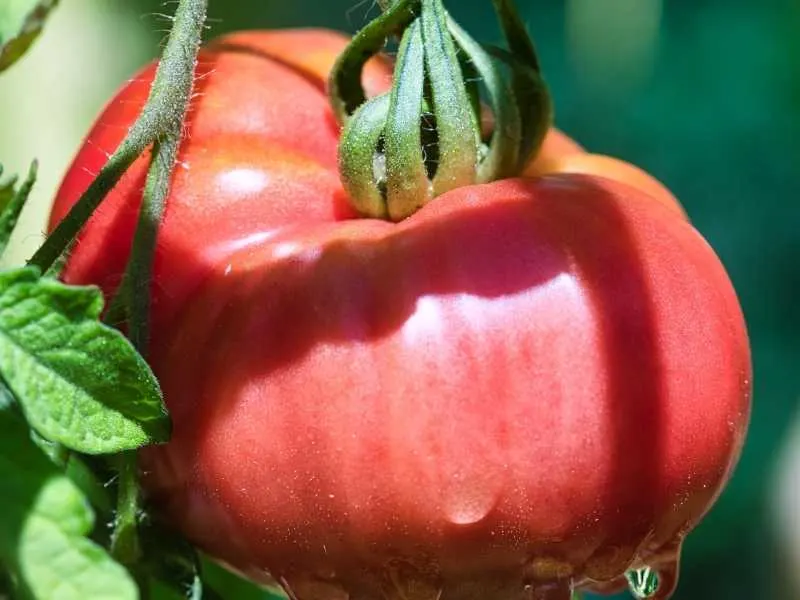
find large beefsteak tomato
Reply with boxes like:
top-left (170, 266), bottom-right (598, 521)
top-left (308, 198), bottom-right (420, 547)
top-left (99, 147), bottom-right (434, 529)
top-left (50, 29), bottom-right (751, 600)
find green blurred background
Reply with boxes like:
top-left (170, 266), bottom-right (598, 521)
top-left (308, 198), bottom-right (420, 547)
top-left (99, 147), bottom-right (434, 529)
top-left (1, 1), bottom-right (799, 598)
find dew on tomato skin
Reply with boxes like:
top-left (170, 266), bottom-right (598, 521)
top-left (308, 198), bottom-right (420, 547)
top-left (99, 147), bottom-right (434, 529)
top-left (442, 467), bottom-right (502, 526)
top-left (444, 491), bottom-right (496, 525)
top-left (623, 556), bottom-right (680, 599)
top-left (625, 567), bottom-right (659, 598)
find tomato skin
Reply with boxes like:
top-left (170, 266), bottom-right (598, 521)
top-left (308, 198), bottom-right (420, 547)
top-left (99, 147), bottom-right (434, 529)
top-left (140, 175), bottom-right (750, 598)
top-left (50, 28), bottom-right (751, 598)
top-left (50, 30), bottom-right (390, 334)
top-left (61, 138), bottom-right (352, 332)
top-left (526, 153), bottom-right (686, 219)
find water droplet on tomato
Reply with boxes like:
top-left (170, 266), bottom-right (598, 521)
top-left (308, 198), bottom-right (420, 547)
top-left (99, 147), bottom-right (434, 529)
top-left (625, 567), bottom-right (660, 598)
top-left (625, 556), bottom-right (680, 599)
top-left (445, 494), bottom-right (494, 525)
top-left (444, 471), bottom-right (499, 525)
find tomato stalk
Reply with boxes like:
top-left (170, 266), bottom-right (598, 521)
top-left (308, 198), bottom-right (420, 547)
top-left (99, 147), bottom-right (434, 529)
top-left (27, 0), bottom-right (208, 277)
top-left (331, 0), bottom-right (552, 220)
top-left (109, 0), bottom-right (208, 572)
top-left (23, 0), bottom-right (209, 572)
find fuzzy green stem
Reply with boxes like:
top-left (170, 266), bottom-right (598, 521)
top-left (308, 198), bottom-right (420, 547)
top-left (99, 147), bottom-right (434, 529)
top-left (110, 451), bottom-right (141, 565)
top-left (27, 0), bottom-right (208, 275)
top-left (125, 135), bottom-right (180, 351)
top-left (91, 0), bottom-right (207, 572)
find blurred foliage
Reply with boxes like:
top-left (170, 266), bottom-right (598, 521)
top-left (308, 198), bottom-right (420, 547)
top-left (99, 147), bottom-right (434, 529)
top-left (3, 0), bottom-right (800, 598)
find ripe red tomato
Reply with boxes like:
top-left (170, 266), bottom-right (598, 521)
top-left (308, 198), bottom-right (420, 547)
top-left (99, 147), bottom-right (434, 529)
top-left (138, 174), bottom-right (749, 599)
top-left (51, 29), bottom-right (751, 599)
top-left (49, 29), bottom-right (392, 334)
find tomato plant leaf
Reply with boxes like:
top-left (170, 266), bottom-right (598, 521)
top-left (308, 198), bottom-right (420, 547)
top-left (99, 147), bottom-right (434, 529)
top-left (0, 267), bottom-right (169, 454)
top-left (0, 405), bottom-right (137, 600)
top-left (0, 161), bottom-right (37, 259)
top-left (0, 0), bottom-right (58, 72)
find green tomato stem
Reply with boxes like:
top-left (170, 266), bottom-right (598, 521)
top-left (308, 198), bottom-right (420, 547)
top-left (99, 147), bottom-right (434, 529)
top-left (27, 0), bottom-right (208, 276)
top-left (110, 451), bottom-right (141, 566)
top-left (106, 0), bottom-right (208, 575)
top-left (22, 0), bottom-right (209, 583)
top-left (27, 142), bottom-right (142, 274)
top-left (125, 135), bottom-right (181, 352)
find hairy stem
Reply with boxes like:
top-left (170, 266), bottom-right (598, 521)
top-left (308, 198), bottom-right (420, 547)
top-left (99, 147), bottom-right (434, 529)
top-left (125, 135), bottom-right (180, 351)
top-left (84, 0), bottom-right (208, 570)
top-left (110, 451), bottom-right (141, 565)
top-left (27, 0), bottom-right (208, 275)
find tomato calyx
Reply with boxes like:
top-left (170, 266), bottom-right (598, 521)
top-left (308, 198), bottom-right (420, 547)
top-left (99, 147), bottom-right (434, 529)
top-left (331, 0), bottom-right (553, 221)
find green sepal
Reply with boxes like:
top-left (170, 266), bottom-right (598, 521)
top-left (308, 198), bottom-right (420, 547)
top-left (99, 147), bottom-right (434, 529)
top-left (339, 93), bottom-right (392, 218)
top-left (490, 0), bottom-right (553, 168)
top-left (384, 20), bottom-right (431, 220)
top-left (420, 0), bottom-right (480, 197)
top-left (328, 0), bottom-right (420, 123)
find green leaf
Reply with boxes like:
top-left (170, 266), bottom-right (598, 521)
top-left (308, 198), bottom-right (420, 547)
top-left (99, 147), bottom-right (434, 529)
top-left (0, 161), bottom-right (38, 260)
top-left (0, 406), bottom-right (137, 600)
top-left (0, 0), bottom-right (58, 72)
top-left (0, 267), bottom-right (169, 454)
